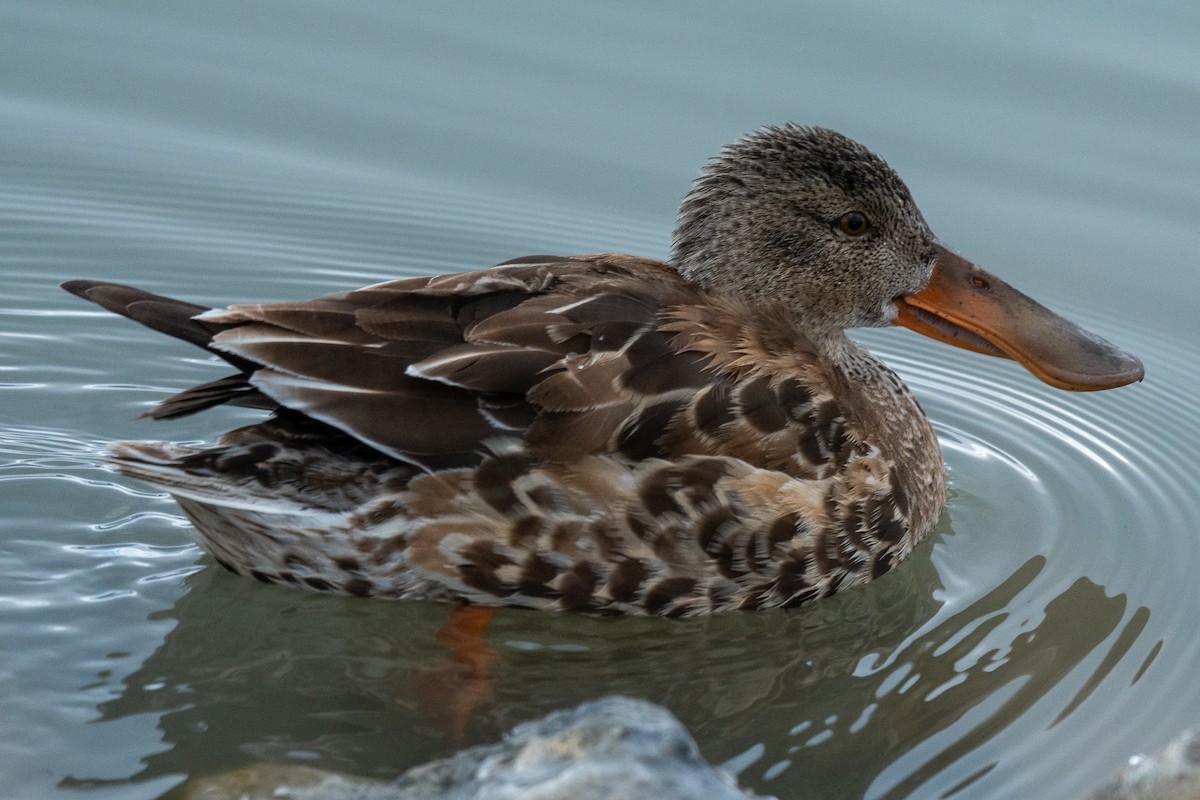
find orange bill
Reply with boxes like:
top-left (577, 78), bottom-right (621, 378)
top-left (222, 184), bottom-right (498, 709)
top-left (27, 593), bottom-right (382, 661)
top-left (894, 243), bottom-right (1143, 391)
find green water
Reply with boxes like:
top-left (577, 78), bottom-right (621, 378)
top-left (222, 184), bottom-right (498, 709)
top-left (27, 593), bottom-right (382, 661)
top-left (3, 2), bottom-right (1199, 798)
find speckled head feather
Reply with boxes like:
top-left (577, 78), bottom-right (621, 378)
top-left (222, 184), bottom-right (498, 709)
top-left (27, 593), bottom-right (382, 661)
top-left (673, 124), bottom-right (938, 336)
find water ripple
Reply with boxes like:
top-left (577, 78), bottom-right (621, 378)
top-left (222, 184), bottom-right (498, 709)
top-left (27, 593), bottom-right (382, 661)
top-left (843, 316), bottom-right (1198, 799)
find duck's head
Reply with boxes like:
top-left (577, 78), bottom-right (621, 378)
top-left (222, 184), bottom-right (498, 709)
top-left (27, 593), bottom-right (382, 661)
top-left (672, 124), bottom-right (1143, 391)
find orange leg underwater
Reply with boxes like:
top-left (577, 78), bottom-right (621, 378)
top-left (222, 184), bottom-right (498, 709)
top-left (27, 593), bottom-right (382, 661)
top-left (419, 606), bottom-right (497, 745)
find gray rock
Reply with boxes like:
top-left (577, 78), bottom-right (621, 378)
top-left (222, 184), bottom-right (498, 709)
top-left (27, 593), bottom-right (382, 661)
top-left (183, 765), bottom-right (393, 800)
top-left (183, 696), bottom-right (773, 800)
top-left (1085, 727), bottom-right (1200, 800)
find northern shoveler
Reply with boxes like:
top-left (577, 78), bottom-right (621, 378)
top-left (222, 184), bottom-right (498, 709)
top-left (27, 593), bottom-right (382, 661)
top-left (63, 124), bottom-right (1142, 616)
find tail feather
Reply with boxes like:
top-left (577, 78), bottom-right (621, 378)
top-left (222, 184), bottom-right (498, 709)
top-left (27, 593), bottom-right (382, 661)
top-left (60, 279), bottom-right (259, 373)
top-left (61, 280), bottom-right (214, 347)
top-left (147, 374), bottom-right (273, 420)
top-left (109, 441), bottom-right (322, 514)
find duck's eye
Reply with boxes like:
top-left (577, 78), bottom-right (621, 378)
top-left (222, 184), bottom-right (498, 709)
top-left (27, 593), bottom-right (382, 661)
top-left (837, 211), bottom-right (871, 237)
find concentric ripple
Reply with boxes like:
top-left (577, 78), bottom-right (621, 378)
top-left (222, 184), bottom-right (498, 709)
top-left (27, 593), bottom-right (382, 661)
top-left (819, 320), bottom-right (1200, 800)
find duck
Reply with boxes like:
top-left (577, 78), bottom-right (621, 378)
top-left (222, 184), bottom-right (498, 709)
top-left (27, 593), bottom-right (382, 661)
top-left (62, 124), bottom-right (1143, 617)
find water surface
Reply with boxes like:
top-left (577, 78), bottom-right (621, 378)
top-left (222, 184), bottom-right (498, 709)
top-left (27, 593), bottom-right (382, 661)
top-left (3, 2), bottom-right (1199, 799)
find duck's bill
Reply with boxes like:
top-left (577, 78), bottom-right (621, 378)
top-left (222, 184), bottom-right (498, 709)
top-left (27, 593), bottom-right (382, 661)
top-left (894, 243), bottom-right (1144, 391)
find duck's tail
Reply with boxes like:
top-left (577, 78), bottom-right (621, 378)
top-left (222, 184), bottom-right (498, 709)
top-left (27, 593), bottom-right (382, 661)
top-left (61, 280), bottom-right (217, 349)
top-left (60, 280), bottom-right (265, 418)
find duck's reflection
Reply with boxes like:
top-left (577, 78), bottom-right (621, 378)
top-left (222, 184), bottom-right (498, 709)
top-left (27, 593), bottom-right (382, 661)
top-left (71, 536), bottom-right (1154, 800)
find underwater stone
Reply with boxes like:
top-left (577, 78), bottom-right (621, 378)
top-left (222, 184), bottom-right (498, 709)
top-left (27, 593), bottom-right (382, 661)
top-left (182, 696), bottom-right (773, 800)
top-left (1084, 726), bottom-right (1200, 800)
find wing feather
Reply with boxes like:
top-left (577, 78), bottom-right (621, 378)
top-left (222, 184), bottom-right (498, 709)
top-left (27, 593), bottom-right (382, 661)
top-left (70, 254), bottom-right (850, 479)
top-left (407, 344), bottom-right (562, 393)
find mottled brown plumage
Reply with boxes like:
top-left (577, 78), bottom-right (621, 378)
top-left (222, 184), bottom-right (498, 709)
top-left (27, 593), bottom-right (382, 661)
top-left (63, 125), bottom-right (1142, 615)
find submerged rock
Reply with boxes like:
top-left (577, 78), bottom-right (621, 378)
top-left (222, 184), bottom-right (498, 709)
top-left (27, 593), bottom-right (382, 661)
top-left (1084, 726), bottom-right (1200, 800)
top-left (183, 764), bottom-right (391, 800)
top-left (183, 696), bottom-right (772, 800)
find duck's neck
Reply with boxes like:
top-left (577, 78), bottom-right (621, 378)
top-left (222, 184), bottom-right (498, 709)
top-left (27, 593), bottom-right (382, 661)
top-left (823, 332), bottom-right (947, 539)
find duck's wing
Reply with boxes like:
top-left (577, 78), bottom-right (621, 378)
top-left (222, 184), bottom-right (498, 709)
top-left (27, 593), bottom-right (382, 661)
top-left (193, 254), bottom-right (707, 469)
top-left (66, 254), bottom-right (852, 477)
